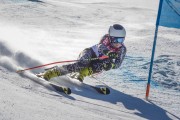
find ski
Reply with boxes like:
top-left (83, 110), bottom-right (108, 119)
top-left (87, 84), bottom-right (110, 95)
top-left (35, 74), bottom-right (71, 95)
top-left (48, 82), bottom-right (71, 95)
top-left (68, 74), bottom-right (110, 95)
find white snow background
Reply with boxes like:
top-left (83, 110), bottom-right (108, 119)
top-left (0, 0), bottom-right (180, 120)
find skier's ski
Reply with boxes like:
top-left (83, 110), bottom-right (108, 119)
top-left (48, 82), bottom-right (71, 95)
top-left (87, 84), bottom-right (110, 95)
top-left (35, 74), bottom-right (71, 95)
top-left (68, 74), bottom-right (110, 95)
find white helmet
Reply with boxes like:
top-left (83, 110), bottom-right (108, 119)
top-left (109, 24), bottom-right (126, 37)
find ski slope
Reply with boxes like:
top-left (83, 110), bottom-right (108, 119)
top-left (0, 0), bottom-right (180, 120)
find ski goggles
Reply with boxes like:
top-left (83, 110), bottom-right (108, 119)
top-left (110, 36), bottom-right (125, 43)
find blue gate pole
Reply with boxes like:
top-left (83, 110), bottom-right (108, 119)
top-left (145, 0), bottom-right (164, 100)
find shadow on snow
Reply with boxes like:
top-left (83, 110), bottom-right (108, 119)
top-left (71, 84), bottom-right (178, 120)
top-left (53, 76), bottom-right (179, 120)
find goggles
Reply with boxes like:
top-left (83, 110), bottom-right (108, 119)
top-left (110, 36), bottom-right (125, 43)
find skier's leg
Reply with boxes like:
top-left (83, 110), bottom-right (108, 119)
top-left (75, 59), bottom-right (114, 81)
top-left (72, 67), bottom-right (94, 82)
top-left (68, 48), bottom-right (101, 82)
top-left (40, 66), bottom-right (61, 80)
top-left (64, 48), bottom-right (93, 72)
top-left (40, 48), bottom-right (94, 81)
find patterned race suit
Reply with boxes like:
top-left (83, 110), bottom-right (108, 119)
top-left (56, 34), bottom-right (126, 75)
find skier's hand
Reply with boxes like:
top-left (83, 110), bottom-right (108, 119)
top-left (103, 50), bottom-right (118, 59)
top-left (108, 52), bottom-right (118, 59)
top-left (103, 63), bottom-right (115, 71)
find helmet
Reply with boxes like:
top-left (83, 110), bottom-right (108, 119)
top-left (109, 24), bottom-right (126, 38)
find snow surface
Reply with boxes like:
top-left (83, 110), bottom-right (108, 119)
top-left (0, 0), bottom-right (180, 120)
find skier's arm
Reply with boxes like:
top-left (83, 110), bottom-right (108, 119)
top-left (112, 46), bottom-right (126, 69)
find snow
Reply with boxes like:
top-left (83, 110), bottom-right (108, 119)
top-left (0, 0), bottom-right (180, 120)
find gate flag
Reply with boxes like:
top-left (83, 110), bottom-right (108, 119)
top-left (146, 0), bottom-right (180, 100)
top-left (158, 0), bottom-right (180, 28)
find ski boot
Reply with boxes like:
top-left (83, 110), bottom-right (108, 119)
top-left (71, 67), bottom-right (93, 82)
top-left (37, 67), bottom-right (61, 81)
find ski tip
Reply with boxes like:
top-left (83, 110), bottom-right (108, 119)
top-left (64, 88), bottom-right (72, 95)
top-left (106, 88), bottom-right (110, 95)
top-left (100, 87), bottom-right (110, 95)
top-left (49, 83), bottom-right (72, 95)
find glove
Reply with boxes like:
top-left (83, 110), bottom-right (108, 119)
top-left (103, 62), bottom-right (115, 71)
top-left (103, 50), bottom-right (118, 59)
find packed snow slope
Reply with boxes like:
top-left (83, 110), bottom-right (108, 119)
top-left (0, 0), bottom-right (180, 120)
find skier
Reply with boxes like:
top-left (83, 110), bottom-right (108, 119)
top-left (37, 24), bottom-right (127, 82)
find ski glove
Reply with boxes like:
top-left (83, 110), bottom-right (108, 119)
top-left (103, 62), bottom-right (115, 71)
top-left (103, 50), bottom-right (118, 59)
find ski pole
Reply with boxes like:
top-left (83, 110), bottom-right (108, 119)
top-left (16, 56), bottom-right (109, 73)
